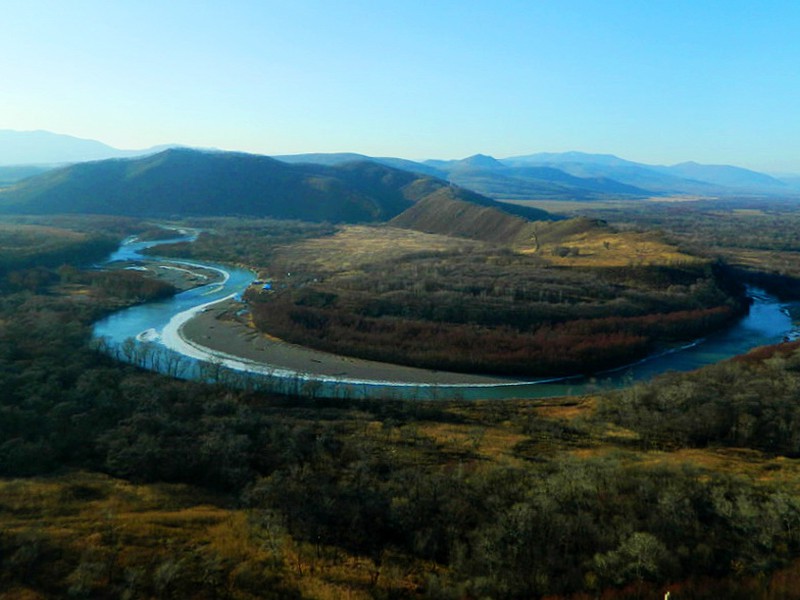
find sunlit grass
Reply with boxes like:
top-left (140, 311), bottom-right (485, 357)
top-left (272, 224), bottom-right (484, 273)
top-left (517, 226), bottom-right (700, 267)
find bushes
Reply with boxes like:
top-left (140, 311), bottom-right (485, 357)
top-left (599, 348), bottom-right (800, 454)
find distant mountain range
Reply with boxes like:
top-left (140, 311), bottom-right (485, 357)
top-left (278, 151), bottom-right (798, 199)
top-left (1, 129), bottom-right (798, 201)
top-left (0, 129), bottom-right (171, 166)
top-left (0, 148), bottom-right (553, 230)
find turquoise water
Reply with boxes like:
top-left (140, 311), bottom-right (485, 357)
top-left (93, 238), bottom-right (800, 400)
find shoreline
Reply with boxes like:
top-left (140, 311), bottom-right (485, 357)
top-left (172, 299), bottom-right (526, 386)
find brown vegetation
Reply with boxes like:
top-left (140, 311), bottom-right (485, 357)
top-left (389, 189), bottom-right (533, 243)
top-left (246, 227), bottom-right (745, 376)
top-left (4, 213), bottom-right (800, 598)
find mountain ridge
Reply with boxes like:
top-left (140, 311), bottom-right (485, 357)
top-left (0, 129), bottom-right (173, 166)
top-left (0, 147), bottom-right (553, 226)
top-left (2, 130), bottom-right (798, 199)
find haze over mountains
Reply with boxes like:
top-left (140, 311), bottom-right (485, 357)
top-left (0, 129), bottom-right (171, 166)
top-left (1, 129), bottom-right (798, 203)
top-left (278, 151), bottom-right (795, 199)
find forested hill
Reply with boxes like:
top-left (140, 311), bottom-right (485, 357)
top-left (0, 148), bottom-right (553, 224)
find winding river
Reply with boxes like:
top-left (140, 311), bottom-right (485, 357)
top-left (93, 235), bottom-right (800, 400)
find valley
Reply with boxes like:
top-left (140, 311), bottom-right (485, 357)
top-left (3, 149), bottom-right (800, 598)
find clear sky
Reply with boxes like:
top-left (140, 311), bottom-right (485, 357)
top-left (2, 0), bottom-right (799, 171)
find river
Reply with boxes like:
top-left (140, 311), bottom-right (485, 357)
top-left (92, 235), bottom-right (800, 400)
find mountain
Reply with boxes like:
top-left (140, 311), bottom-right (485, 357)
top-left (0, 165), bottom-right (52, 186)
top-left (506, 151), bottom-right (642, 169)
top-left (0, 129), bottom-right (171, 166)
top-left (506, 152), bottom-right (792, 195)
top-left (0, 148), bottom-right (553, 224)
top-left (273, 152), bottom-right (444, 178)
top-left (422, 154), bottom-right (653, 200)
top-left (276, 151), bottom-right (644, 199)
top-left (776, 175), bottom-right (800, 190)
top-left (275, 152), bottom-right (654, 200)
top-left (658, 161), bottom-right (788, 190)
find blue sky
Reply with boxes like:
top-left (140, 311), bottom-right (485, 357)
top-left (3, 1), bottom-right (800, 171)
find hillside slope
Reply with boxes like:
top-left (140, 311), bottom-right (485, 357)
top-left (389, 188), bottom-right (544, 243)
top-left (0, 148), bottom-right (553, 225)
top-left (273, 152), bottom-right (655, 200)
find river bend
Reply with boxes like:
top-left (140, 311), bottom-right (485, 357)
top-left (93, 236), bottom-right (800, 400)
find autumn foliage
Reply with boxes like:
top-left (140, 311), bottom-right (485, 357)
top-left (248, 256), bottom-right (745, 376)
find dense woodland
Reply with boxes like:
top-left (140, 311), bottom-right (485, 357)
top-left (3, 212), bottom-right (800, 598)
top-left (247, 254), bottom-right (745, 377)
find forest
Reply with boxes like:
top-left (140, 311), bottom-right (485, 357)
top-left (3, 209), bottom-right (800, 598)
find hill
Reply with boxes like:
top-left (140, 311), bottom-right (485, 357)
top-left (389, 187), bottom-right (537, 243)
top-left (0, 164), bottom-right (52, 186)
top-left (0, 148), bottom-right (553, 224)
top-left (273, 152), bottom-right (445, 177)
top-left (265, 150), bottom-right (800, 200)
top-left (659, 161), bottom-right (788, 190)
top-left (428, 155), bottom-right (653, 200)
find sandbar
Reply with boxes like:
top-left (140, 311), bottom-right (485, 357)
top-left (179, 300), bottom-right (518, 386)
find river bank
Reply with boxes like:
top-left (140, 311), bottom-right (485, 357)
top-left (178, 299), bottom-right (517, 385)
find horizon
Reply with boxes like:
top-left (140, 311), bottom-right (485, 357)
top-left (4, 1), bottom-right (800, 172)
top-left (5, 127), bottom-right (798, 175)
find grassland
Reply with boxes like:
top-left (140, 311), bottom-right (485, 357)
top-left (526, 197), bottom-right (800, 294)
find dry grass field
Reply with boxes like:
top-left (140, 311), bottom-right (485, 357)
top-left (268, 225), bottom-right (484, 274)
top-left (515, 221), bottom-right (699, 267)
top-left (269, 219), bottom-right (699, 274)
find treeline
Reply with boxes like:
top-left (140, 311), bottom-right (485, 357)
top-left (251, 294), bottom-right (739, 376)
top-left (585, 200), bottom-right (800, 254)
top-left (3, 258), bottom-right (800, 597)
top-left (1, 263), bottom-right (177, 302)
top-left (582, 201), bottom-right (800, 291)
top-left (600, 343), bottom-right (800, 454)
top-left (248, 257), bottom-right (745, 377)
top-left (143, 217), bottom-right (337, 266)
top-left (0, 225), bottom-right (117, 276)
